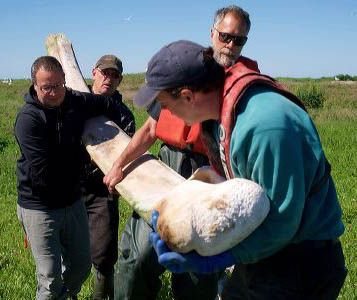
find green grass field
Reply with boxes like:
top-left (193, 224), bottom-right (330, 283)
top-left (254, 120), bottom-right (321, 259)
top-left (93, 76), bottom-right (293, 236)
top-left (0, 77), bottom-right (356, 299)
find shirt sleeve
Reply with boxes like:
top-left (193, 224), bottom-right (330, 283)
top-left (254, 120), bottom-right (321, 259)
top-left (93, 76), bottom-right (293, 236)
top-left (79, 92), bottom-right (136, 136)
top-left (14, 111), bottom-right (49, 189)
top-left (114, 101), bottom-right (136, 137)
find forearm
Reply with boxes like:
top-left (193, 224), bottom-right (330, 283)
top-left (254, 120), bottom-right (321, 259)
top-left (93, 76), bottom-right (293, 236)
top-left (114, 118), bottom-right (157, 168)
top-left (104, 117), bottom-right (157, 191)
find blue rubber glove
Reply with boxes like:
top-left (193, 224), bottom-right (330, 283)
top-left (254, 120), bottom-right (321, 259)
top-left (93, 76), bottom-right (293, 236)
top-left (149, 210), bottom-right (237, 274)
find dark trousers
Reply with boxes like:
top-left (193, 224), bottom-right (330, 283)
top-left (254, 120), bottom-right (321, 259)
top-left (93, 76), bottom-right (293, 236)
top-left (221, 239), bottom-right (347, 300)
top-left (83, 192), bottom-right (119, 275)
top-left (115, 212), bottom-right (220, 300)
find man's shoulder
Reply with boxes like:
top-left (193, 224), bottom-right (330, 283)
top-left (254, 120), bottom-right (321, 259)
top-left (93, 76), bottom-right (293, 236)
top-left (66, 88), bottom-right (88, 99)
top-left (112, 90), bottom-right (123, 102)
top-left (64, 88), bottom-right (96, 108)
top-left (237, 56), bottom-right (260, 72)
top-left (17, 101), bottom-right (43, 120)
top-left (113, 91), bottom-right (133, 111)
top-left (15, 105), bottom-right (46, 137)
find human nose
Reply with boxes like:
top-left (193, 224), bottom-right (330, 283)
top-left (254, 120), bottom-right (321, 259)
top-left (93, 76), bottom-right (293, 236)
top-left (225, 39), bottom-right (235, 48)
top-left (48, 88), bottom-right (57, 95)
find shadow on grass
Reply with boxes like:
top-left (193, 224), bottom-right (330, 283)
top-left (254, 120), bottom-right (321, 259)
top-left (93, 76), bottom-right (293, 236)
top-left (0, 137), bottom-right (9, 153)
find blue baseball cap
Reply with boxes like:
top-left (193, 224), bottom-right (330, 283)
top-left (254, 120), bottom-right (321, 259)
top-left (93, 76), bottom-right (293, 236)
top-left (133, 40), bottom-right (208, 108)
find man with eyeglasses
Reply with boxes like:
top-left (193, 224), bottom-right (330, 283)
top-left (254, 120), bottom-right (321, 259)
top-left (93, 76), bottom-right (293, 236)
top-left (91, 55), bottom-right (124, 96)
top-left (103, 5), bottom-right (258, 300)
top-left (80, 54), bottom-right (135, 300)
top-left (14, 56), bottom-right (135, 300)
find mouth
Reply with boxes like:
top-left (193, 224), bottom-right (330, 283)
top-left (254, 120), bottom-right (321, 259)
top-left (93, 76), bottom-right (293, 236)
top-left (102, 83), bottom-right (112, 89)
top-left (221, 50), bottom-right (234, 58)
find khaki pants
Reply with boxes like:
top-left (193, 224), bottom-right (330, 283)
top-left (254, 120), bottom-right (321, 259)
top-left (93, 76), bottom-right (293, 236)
top-left (17, 200), bottom-right (91, 300)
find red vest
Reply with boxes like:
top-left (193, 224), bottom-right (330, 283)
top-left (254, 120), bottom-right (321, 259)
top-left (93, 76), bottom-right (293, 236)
top-left (203, 58), bottom-right (305, 179)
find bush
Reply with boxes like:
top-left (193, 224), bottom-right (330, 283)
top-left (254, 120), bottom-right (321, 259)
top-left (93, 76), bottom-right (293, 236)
top-left (294, 83), bottom-right (325, 109)
top-left (335, 74), bottom-right (356, 81)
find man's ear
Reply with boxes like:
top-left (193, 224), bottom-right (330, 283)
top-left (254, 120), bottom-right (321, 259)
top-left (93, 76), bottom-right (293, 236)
top-left (92, 68), bottom-right (97, 77)
top-left (33, 83), bottom-right (39, 94)
top-left (179, 88), bottom-right (194, 103)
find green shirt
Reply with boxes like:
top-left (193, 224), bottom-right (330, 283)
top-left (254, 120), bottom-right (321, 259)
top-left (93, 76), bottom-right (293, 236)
top-left (223, 85), bottom-right (344, 264)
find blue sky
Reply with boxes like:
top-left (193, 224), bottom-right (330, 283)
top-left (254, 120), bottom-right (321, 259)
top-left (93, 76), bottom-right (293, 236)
top-left (1, 0), bottom-right (356, 79)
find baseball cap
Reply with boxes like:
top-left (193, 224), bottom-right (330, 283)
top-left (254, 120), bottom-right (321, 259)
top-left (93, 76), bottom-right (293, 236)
top-left (94, 55), bottom-right (123, 74)
top-left (133, 40), bottom-right (208, 108)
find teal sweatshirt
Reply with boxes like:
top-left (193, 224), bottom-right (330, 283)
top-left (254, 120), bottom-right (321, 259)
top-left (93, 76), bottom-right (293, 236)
top-left (219, 85), bottom-right (344, 264)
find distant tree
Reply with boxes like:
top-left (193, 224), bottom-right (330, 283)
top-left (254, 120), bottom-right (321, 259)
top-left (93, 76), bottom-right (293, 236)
top-left (335, 74), bottom-right (355, 81)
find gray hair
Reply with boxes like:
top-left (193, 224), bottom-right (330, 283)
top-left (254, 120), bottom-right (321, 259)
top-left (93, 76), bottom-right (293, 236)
top-left (213, 5), bottom-right (251, 33)
top-left (31, 56), bottom-right (64, 83)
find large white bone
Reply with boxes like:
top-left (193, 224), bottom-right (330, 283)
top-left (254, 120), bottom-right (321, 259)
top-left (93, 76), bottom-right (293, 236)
top-left (45, 34), bottom-right (270, 256)
top-left (46, 33), bottom-right (184, 221)
top-left (157, 169), bottom-right (270, 255)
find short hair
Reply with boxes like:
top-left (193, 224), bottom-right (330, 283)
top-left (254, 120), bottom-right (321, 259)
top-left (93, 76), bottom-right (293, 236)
top-left (31, 56), bottom-right (64, 83)
top-left (213, 5), bottom-right (251, 33)
top-left (165, 47), bottom-right (225, 97)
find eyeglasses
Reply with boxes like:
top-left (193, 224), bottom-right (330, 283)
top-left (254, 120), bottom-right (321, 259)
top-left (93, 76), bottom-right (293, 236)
top-left (38, 83), bottom-right (65, 94)
top-left (213, 28), bottom-right (248, 47)
top-left (97, 68), bottom-right (121, 79)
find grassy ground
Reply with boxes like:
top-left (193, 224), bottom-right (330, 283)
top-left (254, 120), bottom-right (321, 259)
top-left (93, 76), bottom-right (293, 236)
top-left (0, 77), bottom-right (356, 299)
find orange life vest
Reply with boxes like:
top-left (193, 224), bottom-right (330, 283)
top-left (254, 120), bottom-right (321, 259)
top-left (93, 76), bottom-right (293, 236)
top-left (155, 109), bottom-right (206, 155)
top-left (202, 58), bottom-right (305, 179)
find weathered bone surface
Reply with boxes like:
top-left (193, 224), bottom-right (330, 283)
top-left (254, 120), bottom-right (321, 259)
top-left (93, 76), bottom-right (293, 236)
top-left (46, 34), bottom-right (89, 92)
top-left (46, 33), bottom-right (185, 221)
top-left (45, 34), bottom-right (270, 255)
top-left (80, 116), bottom-right (185, 221)
top-left (156, 174), bottom-right (270, 255)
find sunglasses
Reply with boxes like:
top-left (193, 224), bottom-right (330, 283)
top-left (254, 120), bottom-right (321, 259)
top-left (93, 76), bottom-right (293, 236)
top-left (97, 68), bottom-right (121, 79)
top-left (214, 28), bottom-right (248, 47)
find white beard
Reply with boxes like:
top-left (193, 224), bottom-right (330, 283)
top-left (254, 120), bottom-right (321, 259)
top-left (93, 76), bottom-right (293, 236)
top-left (214, 50), bottom-right (239, 68)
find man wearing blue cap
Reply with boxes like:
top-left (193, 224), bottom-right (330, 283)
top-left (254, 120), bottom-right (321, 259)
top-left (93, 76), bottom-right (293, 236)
top-left (134, 40), bottom-right (347, 299)
top-left (104, 5), bottom-right (255, 300)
